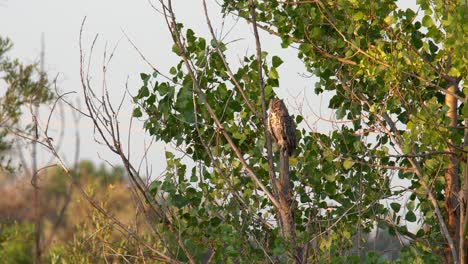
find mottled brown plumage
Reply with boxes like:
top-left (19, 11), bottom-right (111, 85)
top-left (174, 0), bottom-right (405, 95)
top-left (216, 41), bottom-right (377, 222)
top-left (267, 99), bottom-right (296, 156)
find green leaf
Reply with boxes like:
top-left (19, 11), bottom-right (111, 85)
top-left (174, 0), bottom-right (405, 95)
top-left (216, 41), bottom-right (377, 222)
top-left (290, 157), bottom-right (298, 167)
top-left (422, 15), bottom-right (434, 28)
top-left (157, 82), bottom-right (171, 96)
top-left (226, 245), bottom-right (239, 257)
top-left (210, 38), bottom-right (218, 48)
top-left (210, 217), bottom-right (222, 227)
top-left (175, 85), bottom-right (193, 112)
top-left (405, 8), bottom-right (416, 20)
top-left (140, 73), bottom-right (149, 82)
top-left (463, 104), bottom-right (468, 118)
top-left (165, 151), bottom-right (174, 159)
top-left (300, 192), bottom-right (312, 203)
top-left (390, 202), bottom-right (401, 212)
top-left (197, 38), bottom-right (206, 50)
top-left (448, 67), bottom-right (461, 77)
top-left (295, 115), bottom-right (303, 124)
top-left (149, 181), bottom-right (161, 196)
top-left (352, 12), bottom-right (365, 21)
top-left (412, 35), bottom-right (423, 49)
top-left (336, 107), bottom-right (346, 119)
top-left (173, 194), bottom-right (189, 208)
top-left (405, 211), bottom-right (416, 222)
top-left (146, 94), bottom-right (156, 105)
top-left (138, 86), bottom-right (149, 98)
top-left (190, 174), bottom-right (197, 182)
top-left (343, 158), bottom-right (355, 170)
top-left (269, 68), bottom-right (279, 79)
top-left (172, 43), bottom-right (181, 55)
top-left (273, 243), bottom-right (285, 255)
top-left (132, 108), bottom-right (142, 118)
top-left (325, 173), bottom-right (336, 182)
top-left (428, 41), bottom-right (439, 54)
top-left (169, 67), bottom-right (177, 75)
top-left (384, 16), bottom-right (395, 25)
top-left (272, 56), bottom-right (283, 67)
top-left (186, 28), bottom-right (195, 42)
top-left (265, 85), bottom-right (274, 99)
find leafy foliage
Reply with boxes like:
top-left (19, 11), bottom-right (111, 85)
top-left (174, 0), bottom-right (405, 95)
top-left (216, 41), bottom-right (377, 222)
top-left (0, 36), bottom-right (52, 171)
top-left (133, 14), bottom-right (392, 264)
top-left (221, 0), bottom-right (466, 258)
top-left (132, 0), bottom-right (466, 262)
top-left (0, 161), bottom-right (138, 263)
top-left (48, 196), bottom-right (150, 264)
top-left (0, 222), bottom-right (34, 264)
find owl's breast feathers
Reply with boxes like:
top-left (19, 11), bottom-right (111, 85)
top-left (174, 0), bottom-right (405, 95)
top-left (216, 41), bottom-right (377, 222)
top-left (267, 99), bottom-right (296, 156)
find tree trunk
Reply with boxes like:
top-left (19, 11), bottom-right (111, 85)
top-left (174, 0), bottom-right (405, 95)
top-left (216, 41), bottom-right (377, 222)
top-left (278, 149), bottom-right (303, 263)
top-left (444, 80), bottom-right (460, 263)
top-left (33, 38), bottom-right (46, 264)
top-left (459, 117), bottom-right (468, 264)
top-left (31, 97), bottom-right (41, 264)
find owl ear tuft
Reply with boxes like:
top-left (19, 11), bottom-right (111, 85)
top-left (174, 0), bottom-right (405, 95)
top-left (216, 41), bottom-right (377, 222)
top-left (268, 99), bottom-right (274, 109)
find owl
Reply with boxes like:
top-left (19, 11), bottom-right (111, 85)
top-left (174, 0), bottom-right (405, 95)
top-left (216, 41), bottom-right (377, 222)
top-left (267, 99), bottom-right (296, 156)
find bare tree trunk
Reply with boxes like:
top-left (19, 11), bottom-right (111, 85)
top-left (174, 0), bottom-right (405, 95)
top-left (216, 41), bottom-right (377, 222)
top-left (31, 105), bottom-right (42, 264)
top-left (32, 36), bottom-right (45, 264)
top-left (444, 79), bottom-right (460, 263)
top-left (278, 149), bottom-right (302, 263)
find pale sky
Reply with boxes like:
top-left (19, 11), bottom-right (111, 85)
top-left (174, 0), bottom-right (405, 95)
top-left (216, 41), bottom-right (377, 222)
top-left (0, 0), bottom-right (417, 178)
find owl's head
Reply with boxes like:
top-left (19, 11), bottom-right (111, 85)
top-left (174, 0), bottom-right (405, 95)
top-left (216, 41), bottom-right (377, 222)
top-left (269, 99), bottom-right (285, 110)
top-left (270, 99), bottom-right (284, 109)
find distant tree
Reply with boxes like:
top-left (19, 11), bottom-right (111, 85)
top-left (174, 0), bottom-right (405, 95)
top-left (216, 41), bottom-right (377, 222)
top-left (0, 35), bottom-right (53, 264)
top-left (0, 36), bottom-right (52, 171)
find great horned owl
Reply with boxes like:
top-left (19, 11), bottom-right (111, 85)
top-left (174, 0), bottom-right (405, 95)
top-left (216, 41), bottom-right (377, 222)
top-left (267, 99), bottom-right (296, 156)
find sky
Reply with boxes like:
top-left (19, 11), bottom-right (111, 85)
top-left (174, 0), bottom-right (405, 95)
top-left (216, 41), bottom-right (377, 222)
top-left (0, 0), bottom-right (417, 178)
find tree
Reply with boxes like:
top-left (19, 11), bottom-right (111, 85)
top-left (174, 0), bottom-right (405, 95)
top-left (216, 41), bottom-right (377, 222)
top-left (0, 36), bottom-right (52, 171)
top-left (0, 35), bottom-right (53, 264)
top-left (220, 0), bottom-right (466, 262)
top-left (131, 0), bottom-right (466, 262)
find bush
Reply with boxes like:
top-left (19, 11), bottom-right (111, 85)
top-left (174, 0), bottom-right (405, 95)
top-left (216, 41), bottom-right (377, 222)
top-left (0, 222), bottom-right (34, 264)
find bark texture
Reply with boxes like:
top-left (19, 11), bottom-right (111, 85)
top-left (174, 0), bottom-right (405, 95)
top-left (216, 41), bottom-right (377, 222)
top-left (278, 149), bottom-right (303, 263)
top-left (444, 80), bottom-right (460, 263)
